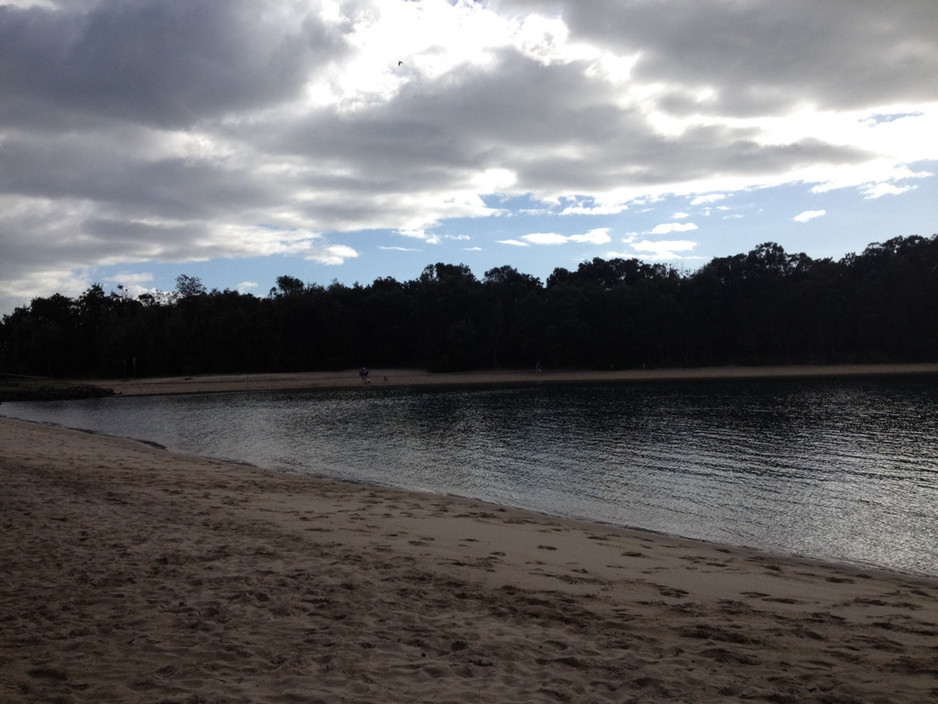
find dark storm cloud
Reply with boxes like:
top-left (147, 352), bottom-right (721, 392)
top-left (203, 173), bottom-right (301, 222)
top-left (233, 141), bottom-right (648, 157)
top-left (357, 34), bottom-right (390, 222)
top-left (270, 46), bottom-right (870, 199)
top-left (0, 0), bottom-right (342, 129)
top-left (538, 0), bottom-right (938, 114)
top-left (0, 130), bottom-right (274, 222)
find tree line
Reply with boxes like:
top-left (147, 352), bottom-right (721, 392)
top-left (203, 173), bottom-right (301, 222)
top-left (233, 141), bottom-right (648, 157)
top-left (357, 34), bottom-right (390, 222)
top-left (2, 235), bottom-right (936, 379)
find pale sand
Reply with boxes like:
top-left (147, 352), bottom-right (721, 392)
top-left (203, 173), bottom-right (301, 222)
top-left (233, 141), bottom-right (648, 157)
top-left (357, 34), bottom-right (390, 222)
top-left (85, 362), bottom-right (938, 397)
top-left (2, 418), bottom-right (937, 703)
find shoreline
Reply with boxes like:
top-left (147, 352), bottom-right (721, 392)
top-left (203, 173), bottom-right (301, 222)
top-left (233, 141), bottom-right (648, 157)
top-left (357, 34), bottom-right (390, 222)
top-left (84, 361), bottom-right (938, 397)
top-left (5, 413), bottom-right (933, 582)
top-left (2, 416), bottom-right (937, 702)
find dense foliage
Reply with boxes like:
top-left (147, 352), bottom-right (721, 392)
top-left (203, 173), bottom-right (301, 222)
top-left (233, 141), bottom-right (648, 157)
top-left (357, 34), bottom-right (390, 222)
top-left (2, 235), bottom-right (937, 378)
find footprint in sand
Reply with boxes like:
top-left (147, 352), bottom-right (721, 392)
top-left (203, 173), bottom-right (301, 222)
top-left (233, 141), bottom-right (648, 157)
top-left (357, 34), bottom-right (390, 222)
top-left (656, 585), bottom-right (689, 598)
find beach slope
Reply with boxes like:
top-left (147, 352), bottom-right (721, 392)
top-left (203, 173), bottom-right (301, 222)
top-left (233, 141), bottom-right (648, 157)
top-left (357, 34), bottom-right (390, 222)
top-left (1, 417), bottom-right (937, 703)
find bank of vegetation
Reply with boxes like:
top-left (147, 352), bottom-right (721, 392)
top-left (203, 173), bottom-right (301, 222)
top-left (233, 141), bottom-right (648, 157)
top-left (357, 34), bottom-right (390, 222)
top-left (1, 235), bottom-right (936, 379)
top-left (0, 374), bottom-right (114, 402)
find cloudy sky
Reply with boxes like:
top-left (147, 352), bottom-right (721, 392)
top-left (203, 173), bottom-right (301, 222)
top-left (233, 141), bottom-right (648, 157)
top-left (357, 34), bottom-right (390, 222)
top-left (1, 0), bottom-right (936, 312)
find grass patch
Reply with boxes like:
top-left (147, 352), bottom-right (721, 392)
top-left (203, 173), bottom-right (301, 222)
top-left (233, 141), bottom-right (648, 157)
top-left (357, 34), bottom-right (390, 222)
top-left (0, 375), bottom-right (113, 402)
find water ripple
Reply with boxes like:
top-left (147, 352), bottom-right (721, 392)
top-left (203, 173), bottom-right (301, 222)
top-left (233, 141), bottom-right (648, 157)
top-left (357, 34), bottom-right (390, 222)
top-left (3, 375), bottom-right (938, 575)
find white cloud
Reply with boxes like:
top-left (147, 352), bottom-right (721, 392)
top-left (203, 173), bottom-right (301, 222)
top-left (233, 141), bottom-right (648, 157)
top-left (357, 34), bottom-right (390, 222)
top-left (630, 239), bottom-right (698, 260)
top-left (303, 244), bottom-right (358, 265)
top-left (513, 228), bottom-right (612, 246)
top-left (793, 209), bottom-right (827, 223)
top-left (397, 229), bottom-right (440, 244)
top-left (523, 232), bottom-right (569, 245)
top-left (107, 272), bottom-right (154, 287)
top-left (568, 227), bottom-right (611, 244)
top-left (690, 194), bottom-right (727, 206)
top-left (237, 281), bottom-right (258, 293)
top-left (861, 182), bottom-right (916, 199)
top-left (650, 222), bottom-right (699, 235)
top-left (497, 239), bottom-right (529, 247)
top-left (103, 272), bottom-right (156, 300)
top-left (809, 163), bottom-right (933, 196)
top-left (559, 200), bottom-right (629, 216)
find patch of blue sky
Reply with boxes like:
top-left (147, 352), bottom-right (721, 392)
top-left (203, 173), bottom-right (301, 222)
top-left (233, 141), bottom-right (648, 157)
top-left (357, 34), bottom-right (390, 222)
top-left (90, 165), bottom-right (936, 300)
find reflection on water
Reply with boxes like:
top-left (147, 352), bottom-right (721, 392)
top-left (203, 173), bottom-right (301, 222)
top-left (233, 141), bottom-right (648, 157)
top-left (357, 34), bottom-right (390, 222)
top-left (4, 375), bottom-right (938, 576)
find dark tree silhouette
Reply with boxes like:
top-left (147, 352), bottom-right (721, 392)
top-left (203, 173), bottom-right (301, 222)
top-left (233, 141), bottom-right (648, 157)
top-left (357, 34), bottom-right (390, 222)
top-left (2, 234), bottom-right (936, 379)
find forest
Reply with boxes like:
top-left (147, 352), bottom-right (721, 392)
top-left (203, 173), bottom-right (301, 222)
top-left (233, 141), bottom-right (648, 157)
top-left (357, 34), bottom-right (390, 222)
top-left (1, 234), bottom-right (937, 379)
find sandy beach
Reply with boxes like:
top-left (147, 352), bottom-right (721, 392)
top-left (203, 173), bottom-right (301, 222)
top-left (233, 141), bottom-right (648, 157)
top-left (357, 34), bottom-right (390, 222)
top-left (2, 416), bottom-right (937, 703)
top-left (84, 362), bottom-right (938, 397)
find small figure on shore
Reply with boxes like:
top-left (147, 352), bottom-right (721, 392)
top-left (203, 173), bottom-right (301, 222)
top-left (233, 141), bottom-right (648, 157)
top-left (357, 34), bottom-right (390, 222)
top-left (359, 366), bottom-right (370, 384)
top-left (535, 361), bottom-right (542, 373)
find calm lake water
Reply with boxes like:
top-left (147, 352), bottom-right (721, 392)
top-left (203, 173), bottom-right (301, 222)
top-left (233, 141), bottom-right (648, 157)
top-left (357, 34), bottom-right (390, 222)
top-left (4, 375), bottom-right (938, 576)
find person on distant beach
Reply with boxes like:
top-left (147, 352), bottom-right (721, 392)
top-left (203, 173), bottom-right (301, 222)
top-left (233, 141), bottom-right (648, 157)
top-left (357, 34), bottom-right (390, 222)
top-left (359, 366), bottom-right (370, 384)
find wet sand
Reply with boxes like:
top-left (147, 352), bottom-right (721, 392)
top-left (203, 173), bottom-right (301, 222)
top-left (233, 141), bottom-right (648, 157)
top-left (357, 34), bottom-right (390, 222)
top-left (2, 416), bottom-right (937, 703)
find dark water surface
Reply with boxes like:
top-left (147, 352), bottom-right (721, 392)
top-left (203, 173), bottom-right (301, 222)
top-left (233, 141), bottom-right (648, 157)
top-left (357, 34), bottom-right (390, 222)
top-left (4, 375), bottom-right (938, 576)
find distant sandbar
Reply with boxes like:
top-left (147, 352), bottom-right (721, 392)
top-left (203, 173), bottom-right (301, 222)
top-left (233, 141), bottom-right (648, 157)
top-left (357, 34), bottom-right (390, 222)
top-left (86, 362), bottom-right (938, 397)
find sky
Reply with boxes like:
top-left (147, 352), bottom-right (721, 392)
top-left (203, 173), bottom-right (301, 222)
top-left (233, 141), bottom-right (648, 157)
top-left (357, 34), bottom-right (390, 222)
top-left (1, 0), bottom-right (936, 313)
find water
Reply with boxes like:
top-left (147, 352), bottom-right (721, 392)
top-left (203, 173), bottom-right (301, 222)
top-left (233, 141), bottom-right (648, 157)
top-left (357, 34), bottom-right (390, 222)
top-left (4, 375), bottom-right (938, 576)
